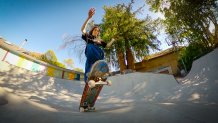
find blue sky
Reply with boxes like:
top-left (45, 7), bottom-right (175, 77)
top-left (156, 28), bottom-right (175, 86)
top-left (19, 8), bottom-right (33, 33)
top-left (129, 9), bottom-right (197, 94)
top-left (0, 0), bottom-right (167, 70)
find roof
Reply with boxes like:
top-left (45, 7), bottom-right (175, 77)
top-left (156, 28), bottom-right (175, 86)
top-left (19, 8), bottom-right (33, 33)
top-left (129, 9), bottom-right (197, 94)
top-left (144, 47), bottom-right (183, 60)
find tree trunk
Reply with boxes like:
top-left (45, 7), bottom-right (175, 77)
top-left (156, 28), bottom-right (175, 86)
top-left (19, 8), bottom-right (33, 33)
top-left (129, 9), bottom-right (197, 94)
top-left (215, 24), bottom-right (218, 47)
top-left (116, 50), bottom-right (126, 73)
top-left (200, 20), bottom-right (215, 48)
top-left (125, 40), bottom-right (135, 70)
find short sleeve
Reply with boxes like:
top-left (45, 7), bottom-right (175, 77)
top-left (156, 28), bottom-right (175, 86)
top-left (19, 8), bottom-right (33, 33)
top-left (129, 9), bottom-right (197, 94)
top-left (81, 33), bottom-right (88, 43)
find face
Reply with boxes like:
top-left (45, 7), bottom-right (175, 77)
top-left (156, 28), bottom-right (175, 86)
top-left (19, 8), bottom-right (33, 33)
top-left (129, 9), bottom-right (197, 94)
top-left (92, 27), bottom-right (100, 37)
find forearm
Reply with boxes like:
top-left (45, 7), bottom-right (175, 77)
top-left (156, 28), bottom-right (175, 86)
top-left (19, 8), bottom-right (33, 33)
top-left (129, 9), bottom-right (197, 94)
top-left (81, 17), bottom-right (91, 34)
top-left (81, 8), bottom-right (95, 34)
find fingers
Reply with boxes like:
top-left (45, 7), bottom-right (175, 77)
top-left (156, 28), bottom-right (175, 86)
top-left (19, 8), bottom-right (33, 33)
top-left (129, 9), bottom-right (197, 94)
top-left (88, 8), bottom-right (95, 18)
top-left (89, 8), bottom-right (95, 13)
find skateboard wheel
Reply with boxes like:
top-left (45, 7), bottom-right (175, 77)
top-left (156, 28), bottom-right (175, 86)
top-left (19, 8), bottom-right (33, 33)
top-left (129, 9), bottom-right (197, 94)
top-left (79, 107), bottom-right (85, 112)
top-left (88, 107), bottom-right (96, 111)
top-left (88, 80), bottom-right (95, 88)
top-left (107, 80), bottom-right (112, 86)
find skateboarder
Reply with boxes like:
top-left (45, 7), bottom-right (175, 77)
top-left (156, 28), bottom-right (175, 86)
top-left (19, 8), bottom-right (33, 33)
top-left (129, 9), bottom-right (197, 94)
top-left (81, 8), bottom-right (115, 83)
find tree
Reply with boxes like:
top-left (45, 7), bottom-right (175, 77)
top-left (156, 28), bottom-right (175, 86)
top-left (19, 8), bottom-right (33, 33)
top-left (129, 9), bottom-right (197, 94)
top-left (41, 50), bottom-right (66, 68)
top-left (146, 0), bottom-right (218, 72)
top-left (74, 68), bottom-right (84, 73)
top-left (101, 0), bottom-right (160, 72)
top-left (44, 50), bottom-right (57, 62)
top-left (63, 58), bottom-right (74, 69)
top-left (63, 58), bottom-right (84, 72)
top-left (146, 0), bottom-right (218, 48)
top-left (60, 34), bottom-right (86, 63)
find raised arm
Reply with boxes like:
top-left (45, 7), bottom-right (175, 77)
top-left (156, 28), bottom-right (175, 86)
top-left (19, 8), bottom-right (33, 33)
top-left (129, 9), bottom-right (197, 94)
top-left (81, 8), bottom-right (95, 34)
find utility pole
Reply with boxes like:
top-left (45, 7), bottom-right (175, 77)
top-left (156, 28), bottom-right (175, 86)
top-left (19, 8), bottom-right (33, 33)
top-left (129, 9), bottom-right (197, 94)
top-left (19, 39), bottom-right (27, 50)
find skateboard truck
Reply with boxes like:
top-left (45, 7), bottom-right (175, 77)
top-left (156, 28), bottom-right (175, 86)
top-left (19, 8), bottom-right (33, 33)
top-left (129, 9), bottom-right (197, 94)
top-left (88, 77), bottom-right (112, 88)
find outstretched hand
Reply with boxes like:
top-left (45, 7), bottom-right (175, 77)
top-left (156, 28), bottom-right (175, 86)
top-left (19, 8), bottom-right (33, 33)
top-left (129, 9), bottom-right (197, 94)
top-left (88, 8), bottom-right (95, 19)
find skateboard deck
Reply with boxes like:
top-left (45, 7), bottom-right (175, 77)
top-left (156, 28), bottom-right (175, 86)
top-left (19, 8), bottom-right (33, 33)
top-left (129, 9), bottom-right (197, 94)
top-left (79, 60), bottom-right (111, 112)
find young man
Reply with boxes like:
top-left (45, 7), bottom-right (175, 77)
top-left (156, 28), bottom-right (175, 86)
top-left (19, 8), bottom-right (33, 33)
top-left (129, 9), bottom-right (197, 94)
top-left (81, 8), bottom-right (115, 83)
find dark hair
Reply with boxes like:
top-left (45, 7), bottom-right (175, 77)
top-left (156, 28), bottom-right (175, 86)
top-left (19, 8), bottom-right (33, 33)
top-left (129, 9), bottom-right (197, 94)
top-left (89, 26), bottom-right (100, 37)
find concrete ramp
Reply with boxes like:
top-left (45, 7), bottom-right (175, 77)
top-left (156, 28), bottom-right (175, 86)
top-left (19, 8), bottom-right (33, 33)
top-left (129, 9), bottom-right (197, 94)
top-left (176, 48), bottom-right (218, 103)
top-left (1, 49), bottom-right (218, 123)
top-left (100, 73), bottom-right (178, 104)
top-left (0, 60), bottom-right (178, 109)
top-left (0, 61), bottom-right (84, 110)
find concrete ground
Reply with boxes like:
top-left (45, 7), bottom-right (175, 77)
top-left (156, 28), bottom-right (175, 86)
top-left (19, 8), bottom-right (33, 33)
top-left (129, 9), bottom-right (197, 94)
top-left (0, 49), bottom-right (218, 123)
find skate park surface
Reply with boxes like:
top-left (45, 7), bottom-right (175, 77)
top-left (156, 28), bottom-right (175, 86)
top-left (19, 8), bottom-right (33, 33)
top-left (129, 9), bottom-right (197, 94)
top-left (0, 49), bottom-right (218, 123)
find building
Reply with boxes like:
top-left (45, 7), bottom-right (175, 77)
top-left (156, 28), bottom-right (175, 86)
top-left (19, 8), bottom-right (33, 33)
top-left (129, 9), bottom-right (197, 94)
top-left (135, 47), bottom-right (182, 75)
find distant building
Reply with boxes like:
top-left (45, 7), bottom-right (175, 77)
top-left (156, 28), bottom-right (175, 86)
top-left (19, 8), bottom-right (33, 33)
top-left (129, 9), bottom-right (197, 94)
top-left (135, 47), bottom-right (182, 75)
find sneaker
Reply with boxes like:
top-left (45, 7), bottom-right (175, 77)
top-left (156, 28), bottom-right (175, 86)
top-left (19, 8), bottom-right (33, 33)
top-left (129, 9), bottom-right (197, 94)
top-left (88, 107), bottom-right (95, 111)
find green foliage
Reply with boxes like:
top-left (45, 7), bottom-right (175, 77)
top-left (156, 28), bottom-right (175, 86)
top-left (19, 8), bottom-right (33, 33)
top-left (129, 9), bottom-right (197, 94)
top-left (146, 0), bottom-right (218, 72)
top-left (44, 50), bottom-right (58, 62)
top-left (178, 42), bottom-right (213, 71)
top-left (101, 1), bottom-right (161, 69)
top-left (43, 50), bottom-right (66, 68)
top-left (145, 0), bottom-right (218, 73)
top-left (146, 0), bottom-right (218, 48)
top-left (29, 52), bottom-right (42, 60)
top-left (51, 61), bottom-right (66, 69)
top-left (74, 68), bottom-right (84, 73)
top-left (29, 50), bottom-right (66, 68)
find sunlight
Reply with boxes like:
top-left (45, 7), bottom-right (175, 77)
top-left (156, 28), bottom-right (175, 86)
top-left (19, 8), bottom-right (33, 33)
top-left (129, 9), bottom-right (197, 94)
top-left (2, 87), bottom-right (13, 93)
top-left (0, 88), bottom-right (57, 112)
top-left (101, 97), bottom-right (122, 103)
top-left (29, 100), bottom-right (58, 112)
top-left (111, 106), bottom-right (133, 114)
top-left (181, 79), bottom-right (192, 84)
top-left (170, 93), bottom-right (182, 100)
top-left (159, 102), bottom-right (175, 105)
top-left (189, 93), bottom-right (200, 101)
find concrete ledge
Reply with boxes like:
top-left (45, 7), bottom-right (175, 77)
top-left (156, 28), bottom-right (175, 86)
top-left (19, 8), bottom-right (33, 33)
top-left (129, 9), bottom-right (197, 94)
top-left (0, 38), bottom-right (84, 80)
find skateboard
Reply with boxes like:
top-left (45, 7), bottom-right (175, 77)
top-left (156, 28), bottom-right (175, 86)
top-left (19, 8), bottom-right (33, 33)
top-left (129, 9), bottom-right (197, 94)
top-left (79, 60), bottom-right (112, 112)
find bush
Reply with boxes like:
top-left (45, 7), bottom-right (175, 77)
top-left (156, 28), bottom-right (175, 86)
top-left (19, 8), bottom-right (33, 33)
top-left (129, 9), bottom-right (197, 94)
top-left (29, 50), bottom-right (66, 69)
top-left (178, 42), bottom-right (213, 72)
